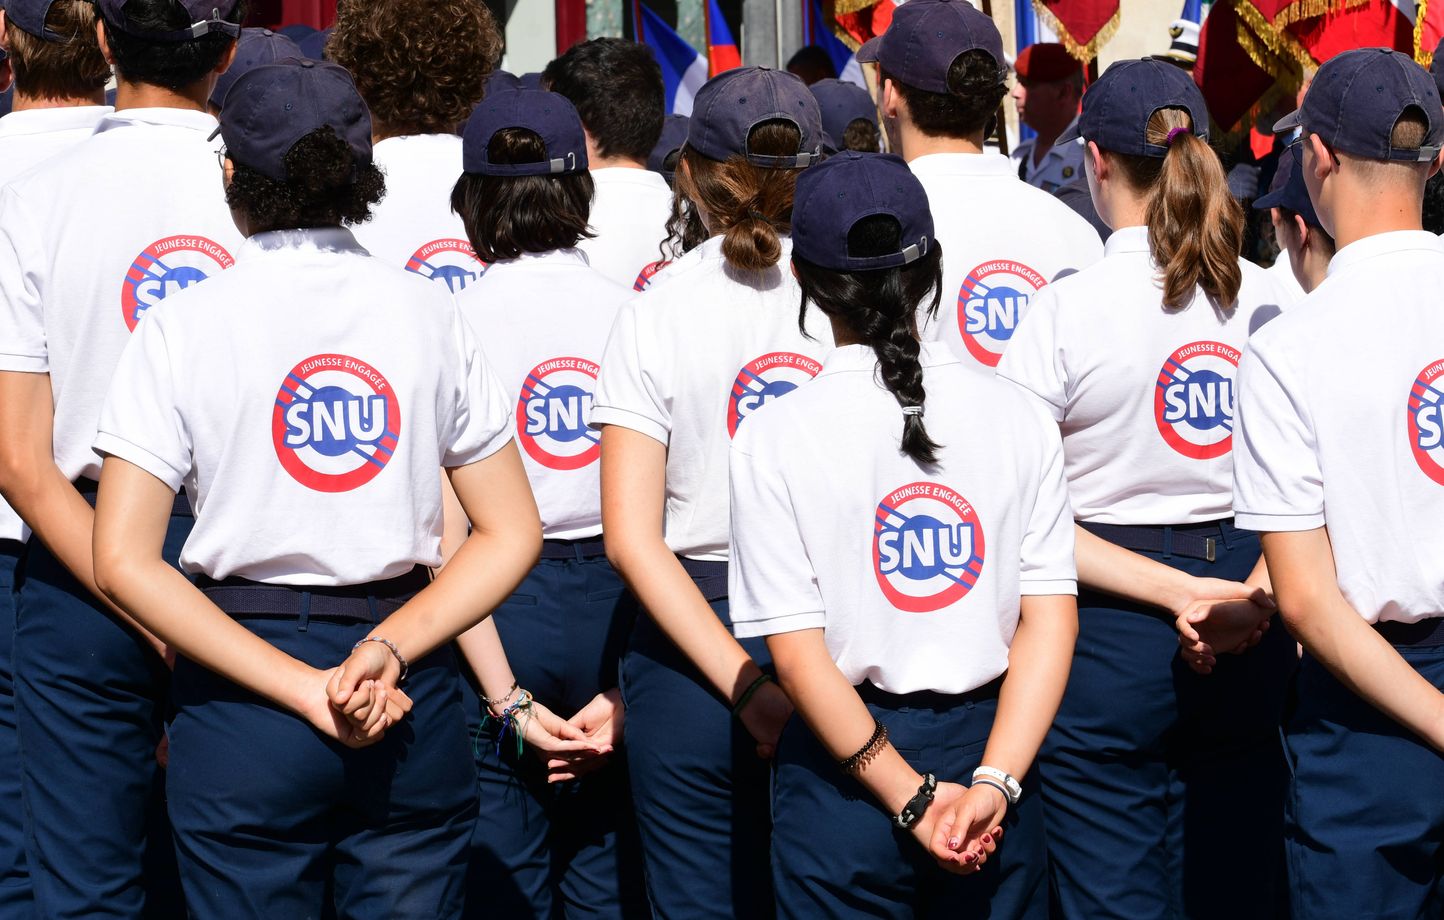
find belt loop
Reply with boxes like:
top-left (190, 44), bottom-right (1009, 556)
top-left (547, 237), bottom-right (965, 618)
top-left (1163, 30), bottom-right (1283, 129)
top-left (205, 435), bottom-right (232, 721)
top-left (1161, 526), bottom-right (1174, 561)
top-left (573, 542), bottom-right (586, 564)
top-left (1219, 520), bottom-right (1236, 550)
top-left (367, 595), bottom-right (380, 624)
top-left (297, 592), bottom-right (311, 632)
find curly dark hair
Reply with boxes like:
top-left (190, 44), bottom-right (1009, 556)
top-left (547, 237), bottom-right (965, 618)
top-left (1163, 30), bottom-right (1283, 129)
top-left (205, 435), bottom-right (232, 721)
top-left (882, 50), bottom-right (1006, 140)
top-left (328, 0), bottom-right (502, 136)
top-left (451, 128), bottom-right (595, 263)
top-left (225, 128), bottom-right (386, 233)
top-left (101, 0), bottom-right (243, 91)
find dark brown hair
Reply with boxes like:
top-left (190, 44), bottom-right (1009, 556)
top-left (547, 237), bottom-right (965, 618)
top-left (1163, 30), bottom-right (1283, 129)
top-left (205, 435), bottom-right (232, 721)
top-left (672, 120), bottom-right (804, 272)
top-left (841, 118), bottom-right (882, 153)
top-left (6, 0), bottom-right (108, 99)
top-left (226, 128), bottom-right (386, 233)
top-left (328, 0), bottom-right (501, 136)
top-left (542, 38), bottom-right (664, 162)
top-left (1107, 108), bottom-right (1244, 311)
top-left (450, 128), bottom-right (595, 263)
top-left (794, 215), bottom-right (944, 464)
top-left (882, 50), bottom-right (1006, 140)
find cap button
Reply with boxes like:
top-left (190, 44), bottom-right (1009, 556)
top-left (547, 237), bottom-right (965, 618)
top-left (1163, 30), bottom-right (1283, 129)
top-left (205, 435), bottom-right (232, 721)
top-left (300, 59), bottom-right (316, 68)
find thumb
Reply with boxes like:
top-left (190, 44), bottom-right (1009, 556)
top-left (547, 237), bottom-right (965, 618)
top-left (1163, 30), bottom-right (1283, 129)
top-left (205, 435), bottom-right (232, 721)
top-left (329, 661), bottom-right (364, 706)
top-left (1248, 587), bottom-right (1277, 610)
top-left (552, 719), bottom-right (590, 743)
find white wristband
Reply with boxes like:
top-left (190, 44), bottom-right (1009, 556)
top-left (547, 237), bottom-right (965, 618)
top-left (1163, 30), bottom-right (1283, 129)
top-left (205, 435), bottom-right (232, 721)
top-left (972, 766), bottom-right (1022, 805)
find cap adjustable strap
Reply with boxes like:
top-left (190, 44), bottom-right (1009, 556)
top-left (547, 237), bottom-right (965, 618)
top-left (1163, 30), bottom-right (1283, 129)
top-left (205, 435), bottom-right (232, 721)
top-left (547, 152), bottom-right (579, 174)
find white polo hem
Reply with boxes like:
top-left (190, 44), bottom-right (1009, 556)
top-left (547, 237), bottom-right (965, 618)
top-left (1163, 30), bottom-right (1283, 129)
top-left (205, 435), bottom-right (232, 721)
top-left (731, 610), bottom-right (825, 639)
top-left (1020, 579), bottom-right (1078, 596)
top-left (1233, 510), bottom-right (1326, 533)
top-left (93, 432), bottom-right (185, 493)
top-left (0, 354), bottom-right (48, 374)
top-left (589, 406), bottom-right (669, 446)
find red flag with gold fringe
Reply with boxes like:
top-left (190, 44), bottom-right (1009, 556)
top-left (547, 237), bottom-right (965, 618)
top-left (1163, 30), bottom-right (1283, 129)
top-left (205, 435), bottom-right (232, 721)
top-left (1031, 0), bottom-right (1121, 62)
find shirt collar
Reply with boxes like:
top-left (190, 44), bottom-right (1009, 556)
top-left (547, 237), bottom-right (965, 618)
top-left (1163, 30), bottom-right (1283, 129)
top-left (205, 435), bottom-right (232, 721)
top-left (241, 226), bottom-right (369, 258)
top-left (1326, 230), bottom-right (1444, 279)
top-left (1103, 224), bottom-right (1150, 257)
top-left (906, 151), bottom-right (1016, 179)
top-left (0, 106), bottom-right (111, 139)
top-left (93, 107), bottom-right (219, 136)
top-left (491, 247), bottom-right (592, 269)
top-left (591, 166), bottom-right (671, 190)
top-left (817, 341), bottom-right (959, 377)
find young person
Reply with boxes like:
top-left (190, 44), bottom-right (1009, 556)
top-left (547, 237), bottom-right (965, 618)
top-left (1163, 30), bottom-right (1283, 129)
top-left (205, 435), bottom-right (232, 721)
top-left (592, 66), bottom-right (829, 919)
top-left (90, 59), bottom-right (540, 919)
top-left (328, 0), bottom-right (500, 295)
top-left (1008, 42), bottom-right (1085, 192)
top-left (0, 2), bottom-right (242, 914)
top-left (205, 26), bottom-right (299, 115)
top-left (730, 150), bottom-right (1078, 919)
top-left (1232, 48), bottom-right (1444, 917)
top-left (997, 57), bottom-right (1296, 919)
top-left (542, 38), bottom-right (672, 289)
top-left (1254, 142), bottom-right (1333, 297)
top-left (858, 0), bottom-right (1101, 373)
top-left (451, 88), bottom-right (647, 920)
top-left (809, 77), bottom-right (880, 153)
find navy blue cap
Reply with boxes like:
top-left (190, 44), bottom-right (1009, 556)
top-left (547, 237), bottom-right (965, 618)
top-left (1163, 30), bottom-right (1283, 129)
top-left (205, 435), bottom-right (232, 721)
top-left (1433, 38), bottom-right (1444, 101)
top-left (210, 28), bottom-right (303, 108)
top-left (1252, 143), bottom-right (1320, 228)
top-left (95, 0), bottom-right (241, 42)
top-left (518, 72), bottom-right (544, 91)
top-left (276, 23), bottom-right (316, 43)
top-left (296, 24), bottom-right (330, 60)
top-left (6, 0), bottom-right (68, 42)
top-left (218, 59), bottom-right (371, 182)
top-left (793, 151), bottom-right (933, 271)
top-left (462, 89), bottom-right (588, 177)
top-left (485, 69), bottom-right (522, 98)
top-left (855, 0), bottom-right (1005, 95)
top-left (1059, 57), bottom-right (1208, 156)
top-left (1276, 48), bottom-right (1444, 163)
top-left (647, 113), bottom-right (689, 178)
top-left (810, 78), bottom-right (876, 149)
top-left (688, 66), bottom-right (823, 168)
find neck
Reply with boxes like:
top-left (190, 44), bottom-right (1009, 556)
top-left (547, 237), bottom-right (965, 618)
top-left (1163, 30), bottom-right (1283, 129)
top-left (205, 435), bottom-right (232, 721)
top-left (1299, 245), bottom-right (1330, 294)
top-left (588, 154), bottom-right (646, 170)
top-left (895, 119), bottom-right (986, 161)
top-left (10, 89), bottom-right (107, 112)
top-left (1328, 187), bottom-right (1424, 251)
top-left (826, 313), bottom-right (865, 347)
top-left (113, 78), bottom-right (210, 113)
top-left (1096, 182), bottom-right (1148, 233)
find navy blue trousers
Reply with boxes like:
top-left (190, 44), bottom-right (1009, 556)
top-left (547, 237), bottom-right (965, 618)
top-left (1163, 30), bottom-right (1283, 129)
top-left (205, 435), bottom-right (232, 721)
top-left (0, 540), bottom-right (31, 919)
top-left (167, 605), bottom-right (477, 920)
top-left (621, 585), bottom-right (775, 920)
top-left (13, 514), bottom-right (190, 920)
top-left (1040, 521), bottom-right (1293, 920)
top-left (772, 687), bottom-right (1047, 920)
top-left (1284, 649), bottom-right (1444, 918)
top-left (461, 551), bottom-right (647, 919)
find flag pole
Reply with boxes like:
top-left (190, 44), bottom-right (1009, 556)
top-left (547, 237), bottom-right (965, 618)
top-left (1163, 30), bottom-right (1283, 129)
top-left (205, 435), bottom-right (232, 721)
top-left (980, 0), bottom-right (1010, 156)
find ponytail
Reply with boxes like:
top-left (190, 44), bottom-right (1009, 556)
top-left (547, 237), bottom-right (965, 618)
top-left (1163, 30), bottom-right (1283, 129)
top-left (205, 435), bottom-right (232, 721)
top-left (1111, 108), bottom-right (1244, 311)
top-left (673, 120), bottom-right (804, 272)
top-left (793, 215), bottom-right (944, 465)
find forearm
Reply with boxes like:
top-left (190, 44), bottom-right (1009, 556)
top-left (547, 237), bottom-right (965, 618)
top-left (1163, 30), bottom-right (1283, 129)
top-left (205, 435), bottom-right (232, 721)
top-left (455, 616), bottom-right (521, 706)
top-left (770, 630), bottom-right (920, 813)
top-left (611, 538), bottom-right (762, 702)
top-left (1074, 524), bottom-right (1193, 610)
top-left (980, 595), bottom-right (1078, 779)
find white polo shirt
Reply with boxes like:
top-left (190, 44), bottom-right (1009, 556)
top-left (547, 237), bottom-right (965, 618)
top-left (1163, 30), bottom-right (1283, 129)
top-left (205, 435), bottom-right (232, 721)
top-left (1011, 117), bottom-right (1087, 194)
top-left (0, 107), bottom-right (244, 492)
top-left (457, 248), bottom-right (629, 540)
top-left (1265, 247), bottom-right (1307, 302)
top-left (1234, 231), bottom-right (1444, 624)
top-left (729, 342), bottom-right (1075, 694)
top-left (96, 227), bottom-right (513, 586)
top-left (908, 152), bottom-right (1102, 372)
top-left (591, 234), bottom-right (833, 560)
top-left (350, 133), bottom-right (488, 297)
top-left (998, 224), bottom-right (1291, 525)
top-left (576, 166), bottom-right (674, 289)
top-left (0, 104), bottom-right (113, 542)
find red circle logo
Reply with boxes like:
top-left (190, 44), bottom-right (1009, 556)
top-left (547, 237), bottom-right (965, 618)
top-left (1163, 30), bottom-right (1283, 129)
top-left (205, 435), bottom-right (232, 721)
top-left (1153, 341), bottom-right (1241, 460)
top-left (517, 356), bottom-right (601, 471)
top-left (272, 354), bottom-right (402, 493)
top-left (726, 352), bottom-right (823, 438)
top-left (1408, 358), bottom-right (1444, 486)
top-left (872, 482), bottom-right (987, 613)
top-left (957, 260), bottom-right (1046, 368)
top-left (121, 236), bottom-right (235, 332)
top-left (405, 239), bottom-right (487, 293)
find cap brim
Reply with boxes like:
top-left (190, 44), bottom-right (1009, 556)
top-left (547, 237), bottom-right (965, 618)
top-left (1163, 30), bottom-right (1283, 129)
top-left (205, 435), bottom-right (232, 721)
top-left (1273, 108), bottom-right (1303, 135)
top-left (856, 37), bottom-right (881, 64)
top-left (1252, 188), bottom-right (1285, 211)
top-left (1056, 121), bottom-right (1082, 144)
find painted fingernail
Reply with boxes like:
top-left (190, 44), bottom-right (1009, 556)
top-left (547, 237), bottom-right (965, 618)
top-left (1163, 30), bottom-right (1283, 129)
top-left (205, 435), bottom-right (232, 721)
top-left (983, 834), bottom-right (992, 844)
top-left (948, 836), bottom-right (961, 849)
top-left (963, 853), bottom-right (975, 863)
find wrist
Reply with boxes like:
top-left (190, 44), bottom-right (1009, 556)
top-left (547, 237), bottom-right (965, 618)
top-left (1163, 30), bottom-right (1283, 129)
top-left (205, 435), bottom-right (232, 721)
top-left (881, 766), bottom-right (925, 815)
top-left (1159, 569), bottom-right (1195, 614)
top-left (279, 659), bottom-right (320, 716)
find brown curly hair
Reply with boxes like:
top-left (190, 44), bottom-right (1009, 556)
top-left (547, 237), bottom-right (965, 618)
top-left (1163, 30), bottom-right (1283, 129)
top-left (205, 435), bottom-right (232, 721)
top-left (7, 0), bottom-right (111, 100)
top-left (328, 0), bottom-right (502, 137)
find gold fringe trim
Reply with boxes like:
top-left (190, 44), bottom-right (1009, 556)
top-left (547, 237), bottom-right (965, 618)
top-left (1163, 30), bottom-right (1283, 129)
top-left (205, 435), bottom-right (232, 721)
top-left (1417, 0), bottom-right (1435, 67)
top-left (832, 0), bottom-right (878, 19)
top-left (1030, 0), bottom-right (1121, 62)
top-left (1232, 0), bottom-right (1318, 74)
top-left (1268, 0), bottom-right (1369, 31)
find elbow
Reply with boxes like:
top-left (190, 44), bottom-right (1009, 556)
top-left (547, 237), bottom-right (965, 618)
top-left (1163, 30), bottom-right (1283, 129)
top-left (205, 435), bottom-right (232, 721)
top-left (91, 539), bottom-right (134, 607)
top-left (0, 440), bottom-right (42, 509)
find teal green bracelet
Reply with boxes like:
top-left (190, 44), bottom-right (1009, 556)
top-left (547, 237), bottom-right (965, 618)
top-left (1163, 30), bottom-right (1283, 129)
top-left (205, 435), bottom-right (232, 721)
top-left (731, 673), bottom-right (772, 718)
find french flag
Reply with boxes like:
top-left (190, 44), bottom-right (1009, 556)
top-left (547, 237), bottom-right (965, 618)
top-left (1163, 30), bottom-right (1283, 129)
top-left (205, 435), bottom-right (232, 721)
top-left (634, 1), bottom-right (710, 115)
top-left (803, 0), bottom-right (864, 86)
top-left (706, 0), bottom-right (742, 75)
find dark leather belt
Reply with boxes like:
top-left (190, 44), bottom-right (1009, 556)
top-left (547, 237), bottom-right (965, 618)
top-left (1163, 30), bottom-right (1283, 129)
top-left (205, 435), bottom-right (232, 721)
top-left (679, 556), bottom-right (727, 602)
top-left (1375, 617), bottom-right (1444, 648)
top-left (857, 675), bottom-right (1004, 711)
top-left (538, 537), bottom-right (608, 560)
top-left (195, 565), bottom-right (431, 624)
top-left (1079, 519), bottom-right (1234, 563)
top-left (75, 477), bottom-right (191, 518)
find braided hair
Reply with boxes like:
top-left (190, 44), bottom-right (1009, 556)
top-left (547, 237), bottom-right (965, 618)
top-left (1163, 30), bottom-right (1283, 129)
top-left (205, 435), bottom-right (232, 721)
top-left (793, 214), bottom-right (944, 464)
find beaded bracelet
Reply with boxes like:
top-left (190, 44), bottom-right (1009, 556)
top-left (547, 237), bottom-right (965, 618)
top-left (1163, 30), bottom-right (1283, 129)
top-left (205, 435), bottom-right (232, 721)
top-left (839, 720), bottom-right (889, 775)
top-left (480, 680), bottom-right (520, 710)
top-left (483, 689), bottom-right (534, 758)
top-left (352, 636), bottom-right (408, 681)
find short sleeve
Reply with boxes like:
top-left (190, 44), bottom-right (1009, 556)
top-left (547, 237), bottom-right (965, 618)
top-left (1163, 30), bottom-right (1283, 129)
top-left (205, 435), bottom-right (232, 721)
top-left (1232, 334), bottom-right (1324, 532)
top-left (996, 284), bottom-right (1067, 421)
top-left (0, 188), bottom-right (50, 373)
top-left (589, 298), bottom-right (671, 445)
top-left (93, 311), bottom-right (191, 492)
top-left (443, 309), bottom-right (515, 468)
top-left (1020, 405), bottom-right (1078, 595)
top-left (727, 434), bottom-right (826, 639)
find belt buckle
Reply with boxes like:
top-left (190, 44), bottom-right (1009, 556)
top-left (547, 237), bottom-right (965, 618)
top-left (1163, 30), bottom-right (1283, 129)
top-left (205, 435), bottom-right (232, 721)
top-left (1204, 537), bottom-right (1216, 563)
